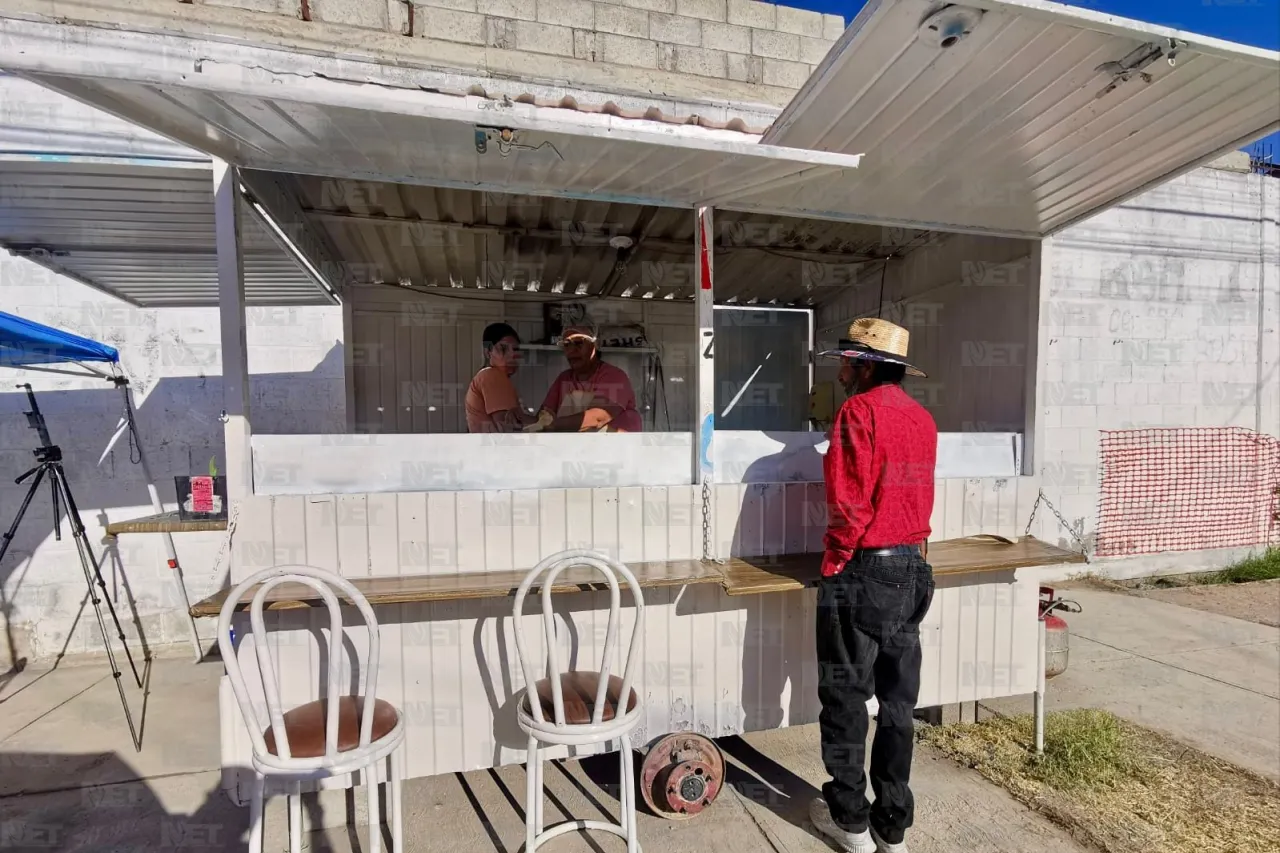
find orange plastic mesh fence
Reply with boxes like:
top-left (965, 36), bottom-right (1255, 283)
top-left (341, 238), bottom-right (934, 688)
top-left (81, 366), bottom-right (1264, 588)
top-left (1095, 427), bottom-right (1280, 558)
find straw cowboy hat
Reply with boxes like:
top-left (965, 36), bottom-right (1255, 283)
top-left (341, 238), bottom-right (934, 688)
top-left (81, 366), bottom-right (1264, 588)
top-left (818, 317), bottom-right (927, 378)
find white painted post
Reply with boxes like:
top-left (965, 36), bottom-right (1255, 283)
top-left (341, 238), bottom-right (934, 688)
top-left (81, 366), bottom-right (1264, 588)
top-left (1034, 616), bottom-right (1047, 755)
top-left (694, 206), bottom-right (715, 486)
top-left (694, 206), bottom-right (716, 559)
top-left (213, 158), bottom-right (253, 502)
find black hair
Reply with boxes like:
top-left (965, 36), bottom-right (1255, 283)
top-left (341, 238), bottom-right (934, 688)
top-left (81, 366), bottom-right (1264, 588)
top-left (482, 322), bottom-right (519, 352)
top-left (870, 361), bottom-right (907, 385)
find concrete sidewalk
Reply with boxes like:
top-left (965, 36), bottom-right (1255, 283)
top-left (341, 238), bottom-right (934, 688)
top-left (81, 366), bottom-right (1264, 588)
top-left (8, 584), bottom-right (1272, 852)
top-left (0, 654), bottom-right (1088, 853)
top-left (986, 586), bottom-right (1280, 780)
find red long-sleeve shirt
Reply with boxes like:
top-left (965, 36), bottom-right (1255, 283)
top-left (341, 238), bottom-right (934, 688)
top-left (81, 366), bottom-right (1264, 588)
top-left (823, 383), bottom-right (937, 575)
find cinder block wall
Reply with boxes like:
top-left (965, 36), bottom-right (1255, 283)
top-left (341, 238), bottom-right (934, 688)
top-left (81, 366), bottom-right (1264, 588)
top-left (88, 0), bottom-right (845, 107)
top-left (1036, 164), bottom-right (1280, 547)
top-left (400, 0), bottom-right (843, 87)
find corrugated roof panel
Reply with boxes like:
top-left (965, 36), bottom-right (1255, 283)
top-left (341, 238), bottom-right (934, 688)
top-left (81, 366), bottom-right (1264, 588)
top-left (763, 0), bottom-right (1280, 235)
top-left (285, 176), bottom-right (923, 306)
top-left (0, 162), bottom-right (331, 306)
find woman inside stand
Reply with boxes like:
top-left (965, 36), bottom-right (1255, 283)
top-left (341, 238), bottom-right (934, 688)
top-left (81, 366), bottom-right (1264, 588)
top-left (464, 322), bottom-right (535, 433)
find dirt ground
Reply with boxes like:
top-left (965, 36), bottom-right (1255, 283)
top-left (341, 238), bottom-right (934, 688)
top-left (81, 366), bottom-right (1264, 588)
top-left (1062, 577), bottom-right (1280, 627)
top-left (1135, 579), bottom-right (1280, 627)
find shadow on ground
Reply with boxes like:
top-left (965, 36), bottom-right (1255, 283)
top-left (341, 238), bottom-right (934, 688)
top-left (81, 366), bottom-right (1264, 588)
top-left (0, 752), bottom-right (250, 852)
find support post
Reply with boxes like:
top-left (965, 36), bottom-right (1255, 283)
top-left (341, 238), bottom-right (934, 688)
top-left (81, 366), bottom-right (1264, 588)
top-left (1034, 616), bottom-right (1047, 755)
top-left (213, 158), bottom-right (252, 503)
top-left (694, 206), bottom-right (716, 560)
top-left (694, 205), bottom-right (715, 485)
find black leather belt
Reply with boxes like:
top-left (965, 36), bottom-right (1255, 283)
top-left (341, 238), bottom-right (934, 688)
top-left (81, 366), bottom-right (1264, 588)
top-left (856, 544), bottom-right (921, 559)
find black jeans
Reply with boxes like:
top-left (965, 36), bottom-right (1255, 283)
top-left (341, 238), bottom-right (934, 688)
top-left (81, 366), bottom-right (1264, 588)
top-left (816, 552), bottom-right (934, 844)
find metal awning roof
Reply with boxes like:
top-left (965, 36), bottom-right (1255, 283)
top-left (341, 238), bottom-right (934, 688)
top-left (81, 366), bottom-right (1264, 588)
top-left (0, 3), bottom-right (1273, 253)
top-left (762, 0), bottom-right (1280, 236)
top-left (0, 19), bottom-right (875, 224)
top-left (0, 73), bottom-right (200, 163)
top-left (0, 161), bottom-right (331, 307)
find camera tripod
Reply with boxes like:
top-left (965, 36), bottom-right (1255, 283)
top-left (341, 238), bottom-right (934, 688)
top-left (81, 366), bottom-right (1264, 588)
top-left (0, 384), bottom-right (144, 750)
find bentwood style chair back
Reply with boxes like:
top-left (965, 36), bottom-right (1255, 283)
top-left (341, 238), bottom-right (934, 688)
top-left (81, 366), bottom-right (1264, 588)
top-left (512, 548), bottom-right (646, 853)
top-left (218, 565), bottom-right (406, 853)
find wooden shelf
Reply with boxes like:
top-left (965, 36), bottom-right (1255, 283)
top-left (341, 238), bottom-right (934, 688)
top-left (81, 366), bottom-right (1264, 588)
top-left (105, 510), bottom-right (228, 538)
top-left (522, 344), bottom-right (657, 354)
top-left (719, 536), bottom-right (1087, 596)
top-left (190, 558), bottom-right (723, 618)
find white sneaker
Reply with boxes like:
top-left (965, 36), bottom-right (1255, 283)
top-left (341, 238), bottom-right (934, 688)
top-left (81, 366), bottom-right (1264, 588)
top-left (809, 798), bottom-right (876, 853)
top-left (870, 825), bottom-right (908, 853)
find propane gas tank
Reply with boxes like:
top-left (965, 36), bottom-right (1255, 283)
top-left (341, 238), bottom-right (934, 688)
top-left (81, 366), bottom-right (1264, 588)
top-left (1044, 613), bottom-right (1070, 679)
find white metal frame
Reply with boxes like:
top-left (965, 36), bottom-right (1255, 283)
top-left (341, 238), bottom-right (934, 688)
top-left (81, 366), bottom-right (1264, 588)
top-left (695, 206), bottom-right (715, 488)
top-left (512, 549), bottom-right (646, 853)
top-left (213, 158), bottom-right (254, 502)
top-left (217, 564), bottom-right (406, 853)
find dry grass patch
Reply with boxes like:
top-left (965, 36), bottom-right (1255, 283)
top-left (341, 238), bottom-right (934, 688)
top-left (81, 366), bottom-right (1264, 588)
top-left (919, 709), bottom-right (1280, 853)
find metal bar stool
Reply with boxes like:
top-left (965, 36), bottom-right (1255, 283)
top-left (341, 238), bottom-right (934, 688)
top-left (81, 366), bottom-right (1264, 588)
top-left (217, 565), bottom-right (406, 852)
top-left (512, 549), bottom-right (646, 853)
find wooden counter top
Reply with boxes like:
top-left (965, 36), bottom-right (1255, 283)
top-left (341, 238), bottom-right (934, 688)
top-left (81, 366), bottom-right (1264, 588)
top-left (189, 558), bottom-right (724, 617)
top-left (105, 511), bottom-right (228, 537)
top-left (719, 536), bottom-right (1086, 596)
top-left (190, 536), bottom-right (1085, 617)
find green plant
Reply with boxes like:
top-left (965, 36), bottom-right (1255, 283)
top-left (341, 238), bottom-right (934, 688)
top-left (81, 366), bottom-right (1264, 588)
top-left (208, 456), bottom-right (218, 478)
top-left (1212, 548), bottom-right (1280, 584)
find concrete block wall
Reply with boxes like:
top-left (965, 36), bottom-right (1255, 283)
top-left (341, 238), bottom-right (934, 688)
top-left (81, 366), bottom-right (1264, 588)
top-left (403, 0), bottom-right (843, 85)
top-left (1036, 166), bottom-right (1280, 552)
top-left (0, 256), bottom-right (343, 665)
top-left (168, 0), bottom-right (842, 94)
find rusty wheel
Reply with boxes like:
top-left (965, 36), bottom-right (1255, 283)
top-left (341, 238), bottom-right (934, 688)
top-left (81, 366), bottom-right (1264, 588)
top-left (639, 733), bottom-right (725, 820)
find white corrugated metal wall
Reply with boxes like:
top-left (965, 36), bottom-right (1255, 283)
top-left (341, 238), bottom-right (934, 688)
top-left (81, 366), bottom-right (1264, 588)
top-left (219, 476), bottom-right (1044, 799)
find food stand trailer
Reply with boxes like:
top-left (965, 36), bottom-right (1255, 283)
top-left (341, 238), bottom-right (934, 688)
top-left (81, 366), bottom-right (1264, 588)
top-left (2, 0), bottom-right (1276, 820)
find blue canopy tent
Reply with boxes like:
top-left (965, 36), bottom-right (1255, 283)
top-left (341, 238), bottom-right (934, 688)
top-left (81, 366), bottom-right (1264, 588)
top-left (0, 309), bottom-right (203, 663)
top-left (0, 309), bottom-right (119, 377)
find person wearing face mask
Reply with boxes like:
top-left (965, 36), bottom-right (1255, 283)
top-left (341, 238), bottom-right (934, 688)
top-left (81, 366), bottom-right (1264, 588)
top-left (464, 322), bottom-right (534, 433)
top-left (809, 317), bottom-right (937, 853)
top-left (527, 325), bottom-right (642, 433)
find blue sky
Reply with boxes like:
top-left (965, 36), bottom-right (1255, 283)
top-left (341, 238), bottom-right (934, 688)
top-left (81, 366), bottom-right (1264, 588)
top-left (787, 0), bottom-right (1280, 159)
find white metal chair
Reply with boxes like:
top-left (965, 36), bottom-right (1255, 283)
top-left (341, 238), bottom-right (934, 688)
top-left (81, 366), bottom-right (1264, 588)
top-left (513, 549), bottom-right (646, 853)
top-left (217, 565), bottom-right (406, 853)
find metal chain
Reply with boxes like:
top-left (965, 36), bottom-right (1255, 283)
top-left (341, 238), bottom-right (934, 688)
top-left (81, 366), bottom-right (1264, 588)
top-left (700, 478), bottom-right (725, 564)
top-left (208, 501), bottom-right (242, 585)
top-left (1025, 488), bottom-right (1089, 559)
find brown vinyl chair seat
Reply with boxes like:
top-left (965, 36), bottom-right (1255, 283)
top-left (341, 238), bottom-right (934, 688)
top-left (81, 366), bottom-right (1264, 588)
top-left (523, 672), bottom-right (638, 725)
top-left (262, 695), bottom-right (400, 758)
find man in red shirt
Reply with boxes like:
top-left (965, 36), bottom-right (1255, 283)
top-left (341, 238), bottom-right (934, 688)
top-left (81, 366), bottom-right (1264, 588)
top-left (809, 318), bottom-right (937, 853)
